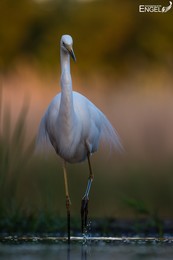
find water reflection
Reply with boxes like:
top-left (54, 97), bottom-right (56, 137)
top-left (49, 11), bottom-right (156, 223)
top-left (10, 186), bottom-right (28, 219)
top-left (81, 245), bottom-right (88, 260)
top-left (67, 243), bottom-right (89, 260)
top-left (1, 238), bottom-right (173, 259)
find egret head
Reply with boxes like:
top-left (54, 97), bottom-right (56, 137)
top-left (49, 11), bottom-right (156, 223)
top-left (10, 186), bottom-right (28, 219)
top-left (61, 35), bottom-right (76, 62)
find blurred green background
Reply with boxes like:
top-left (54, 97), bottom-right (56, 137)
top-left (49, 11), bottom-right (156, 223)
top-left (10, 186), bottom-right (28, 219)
top-left (0, 0), bottom-right (173, 234)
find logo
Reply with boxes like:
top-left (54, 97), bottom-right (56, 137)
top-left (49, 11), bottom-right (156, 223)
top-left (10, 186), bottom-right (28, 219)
top-left (139, 1), bottom-right (172, 12)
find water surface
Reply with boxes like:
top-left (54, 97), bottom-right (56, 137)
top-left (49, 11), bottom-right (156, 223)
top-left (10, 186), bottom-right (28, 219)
top-left (0, 236), bottom-right (173, 260)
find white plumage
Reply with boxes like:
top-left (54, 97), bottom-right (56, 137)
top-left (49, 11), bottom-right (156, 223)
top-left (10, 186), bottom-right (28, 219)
top-left (37, 35), bottom-right (122, 163)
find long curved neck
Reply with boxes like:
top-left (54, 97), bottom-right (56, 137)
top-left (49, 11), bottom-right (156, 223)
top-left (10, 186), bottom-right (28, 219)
top-left (60, 49), bottom-right (71, 75)
top-left (59, 49), bottom-right (75, 129)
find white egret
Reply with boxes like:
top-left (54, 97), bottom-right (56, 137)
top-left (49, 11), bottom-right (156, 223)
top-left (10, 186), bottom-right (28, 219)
top-left (37, 34), bottom-right (122, 243)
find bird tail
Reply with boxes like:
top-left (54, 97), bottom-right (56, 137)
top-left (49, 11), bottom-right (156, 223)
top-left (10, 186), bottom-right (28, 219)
top-left (100, 113), bottom-right (124, 154)
top-left (36, 117), bottom-right (52, 154)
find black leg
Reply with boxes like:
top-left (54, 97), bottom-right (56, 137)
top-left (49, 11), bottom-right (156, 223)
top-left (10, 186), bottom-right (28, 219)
top-left (81, 154), bottom-right (93, 234)
top-left (81, 196), bottom-right (89, 233)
